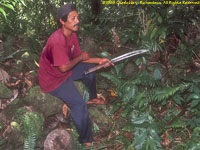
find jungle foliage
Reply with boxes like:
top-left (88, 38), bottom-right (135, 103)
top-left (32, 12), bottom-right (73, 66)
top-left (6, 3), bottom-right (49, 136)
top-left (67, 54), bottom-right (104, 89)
top-left (0, 0), bottom-right (200, 150)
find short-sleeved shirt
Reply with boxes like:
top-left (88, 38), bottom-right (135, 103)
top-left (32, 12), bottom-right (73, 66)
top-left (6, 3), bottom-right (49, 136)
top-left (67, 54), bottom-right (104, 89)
top-left (38, 29), bottom-right (82, 92)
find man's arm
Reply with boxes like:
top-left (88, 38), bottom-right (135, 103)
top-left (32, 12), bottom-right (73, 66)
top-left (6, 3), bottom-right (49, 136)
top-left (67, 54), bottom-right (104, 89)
top-left (58, 51), bottom-right (112, 73)
top-left (83, 58), bottom-right (113, 67)
top-left (82, 58), bottom-right (101, 64)
top-left (58, 51), bottom-right (89, 72)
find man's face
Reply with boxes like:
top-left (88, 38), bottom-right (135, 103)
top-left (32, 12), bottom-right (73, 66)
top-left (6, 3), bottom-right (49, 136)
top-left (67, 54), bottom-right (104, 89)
top-left (61, 11), bottom-right (79, 32)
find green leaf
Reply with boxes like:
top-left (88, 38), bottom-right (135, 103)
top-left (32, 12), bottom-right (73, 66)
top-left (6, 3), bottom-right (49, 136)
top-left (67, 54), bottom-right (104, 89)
top-left (0, 7), bottom-right (7, 18)
top-left (121, 106), bottom-right (132, 117)
top-left (100, 72), bottom-right (122, 86)
top-left (152, 84), bottom-right (188, 103)
top-left (158, 27), bottom-right (167, 39)
top-left (93, 122), bottom-right (100, 132)
top-left (150, 129), bottom-right (161, 144)
top-left (173, 95), bottom-right (184, 105)
top-left (127, 145), bottom-right (135, 150)
top-left (193, 85), bottom-right (200, 93)
top-left (149, 136), bottom-right (157, 150)
top-left (146, 138), bottom-right (151, 150)
top-left (153, 42), bottom-right (157, 52)
top-left (145, 23), bottom-right (156, 38)
top-left (135, 92), bottom-right (146, 109)
top-left (114, 63), bottom-right (125, 76)
top-left (132, 115), bottom-right (150, 124)
top-left (166, 119), bottom-right (185, 128)
top-left (123, 123), bottom-right (135, 132)
top-left (110, 103), bottom-right (121, 114)
top-left (157, 16), bottom-right (162, 24)
top-left (0, 3), bottom-right (15, 11)
top-left (24, 130), bottom-right (36, 150)
top-left (132, 128), bottom-right (147, 148)
top-left (18, 0), bottom-right (26, 6)
top-left (136, 58), bottom-right (142, 65)
top-left (153, 68), bottom-right (162, 80)
top-left (98, 51), bottom-right (111, 59)
top-left (142, 57), bottom-right (147, 64)
top-left (187, 94), bottom-right (200, 102)
top-left (150, 27), bottom-right (158, 39)
top-left (122, 85), bottom-right (136, 102)
top-left (190, 100), bottom-right (200, 108)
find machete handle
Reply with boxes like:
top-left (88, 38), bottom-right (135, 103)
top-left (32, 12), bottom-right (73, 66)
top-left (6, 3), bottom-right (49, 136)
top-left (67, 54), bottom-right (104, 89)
top-left (84, 62), bottom-right (110, 75)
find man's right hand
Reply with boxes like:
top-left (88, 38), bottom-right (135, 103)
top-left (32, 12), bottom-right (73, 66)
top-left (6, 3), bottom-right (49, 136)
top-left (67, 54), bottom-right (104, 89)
top-left (59, 51), bottom-right (90, 73)
top-left (80, 51), bottom-right (90, 61)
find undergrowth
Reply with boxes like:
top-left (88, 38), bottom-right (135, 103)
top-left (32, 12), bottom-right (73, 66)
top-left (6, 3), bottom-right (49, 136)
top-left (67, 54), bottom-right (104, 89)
top-left (100, 59), bottom-right (200, 150)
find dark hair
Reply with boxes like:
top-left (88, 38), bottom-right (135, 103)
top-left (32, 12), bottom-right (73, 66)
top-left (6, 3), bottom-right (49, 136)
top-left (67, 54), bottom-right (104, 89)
top-left (57, 14), bottom-right (68, 28)
top-left (57, 4), bottom-right (77, 28)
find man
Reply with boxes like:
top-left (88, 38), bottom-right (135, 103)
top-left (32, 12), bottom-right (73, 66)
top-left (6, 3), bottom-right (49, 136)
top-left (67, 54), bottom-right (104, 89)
top-left (38, 4), bottom-right (111, 146)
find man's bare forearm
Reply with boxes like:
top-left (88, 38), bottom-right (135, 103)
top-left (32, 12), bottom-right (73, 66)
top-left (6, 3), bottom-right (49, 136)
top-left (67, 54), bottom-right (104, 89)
top-left (58, 55), bottom-right (82, 72)
top-left (58, 51), bottom-right (90, 72)
top-left (83, 58), bottom-right (101, 64)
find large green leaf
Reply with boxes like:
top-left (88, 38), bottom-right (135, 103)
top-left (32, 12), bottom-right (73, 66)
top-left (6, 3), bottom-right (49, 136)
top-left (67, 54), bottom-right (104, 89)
top-left (121, 83), bottom-right (136, 102)
top-left (190, 100), bottom-right (200, 108)
top-left (18, 0), bottom-right (26, 6)
top-left (153, 68), bottom-right (162, 80)
top-left (0, 7), bottom-right (6, 18)
top-left (132, 128), bottom-right (147, 149)
top-left (100, 72), bottom-right (122, 86)
top-left (187, 93), bottom-right (200, 101)
top-left (150, 27), bottom-right (158, 39)
top-left (173, 94), bottom-right (184, 105)
top-left (0, 3), bottom-right (15, 11)
top-left (131, 111), bottom-right (162, 150)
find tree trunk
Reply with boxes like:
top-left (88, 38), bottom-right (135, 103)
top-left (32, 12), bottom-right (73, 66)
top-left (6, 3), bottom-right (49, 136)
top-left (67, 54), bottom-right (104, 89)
top-left (91, 0), bottom-right (101, 16)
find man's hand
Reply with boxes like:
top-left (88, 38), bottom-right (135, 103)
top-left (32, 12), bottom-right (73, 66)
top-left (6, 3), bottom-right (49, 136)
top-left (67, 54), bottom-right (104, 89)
top-left (80, 51), bottom-right (90, 61)
top-left (99, 58), bottom-right (114, 68)
top-left (59, 51), bottom-right (89, 72)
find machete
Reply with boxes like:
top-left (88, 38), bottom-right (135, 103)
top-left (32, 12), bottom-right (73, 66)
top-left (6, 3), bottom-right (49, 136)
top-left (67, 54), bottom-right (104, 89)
top-left (84, 49), bottom-right (149, 75)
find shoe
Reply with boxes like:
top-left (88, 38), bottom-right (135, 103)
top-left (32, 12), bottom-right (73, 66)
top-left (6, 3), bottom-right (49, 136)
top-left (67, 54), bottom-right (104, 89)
top-left (85, 142), bottom-right (92, 147)
top-left (87, 99), bottom-right (106, 105)
top-left (83, 142), bottom-right (97, 149)
top-left (87, 94), bottom-right (106, 105)
top-left (82, 142), bottom-right (93, 149)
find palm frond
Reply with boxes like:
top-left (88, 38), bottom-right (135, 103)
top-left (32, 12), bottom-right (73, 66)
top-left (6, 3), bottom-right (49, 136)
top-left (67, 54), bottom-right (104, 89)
top-left (147, 84), bottom-right (189, 103)
top-left (100, 72), bottom-right (123, 86)
top-left (24, 128), bottom-right (36, 150)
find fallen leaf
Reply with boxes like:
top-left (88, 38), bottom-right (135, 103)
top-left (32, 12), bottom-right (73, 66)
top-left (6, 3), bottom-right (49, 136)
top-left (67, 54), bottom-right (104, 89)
top-left (10, 89), bottom-right (18, 103)
top-left (115, 130), bottom-right (120, 135)
top-left (162, 129), bottom-right (171, 146)
top-left (0, 68), bottom-right (10, 83)
top-left (25, 77), bottom-right (33, 87)
top-left (108, 89), bottom-right (118, 97)
top-left (6, 80), bottom-right (21, 87)
top-left (34, 59), bottom-right (39, 67)
top-left (62, 104), bottom-right (69, 118)
top-left (124, 132), bottom-right (133, 141)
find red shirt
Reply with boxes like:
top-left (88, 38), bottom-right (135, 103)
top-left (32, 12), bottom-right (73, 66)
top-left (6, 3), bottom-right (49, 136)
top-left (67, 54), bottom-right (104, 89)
top-left (38, 29), bottom-right (82, 92)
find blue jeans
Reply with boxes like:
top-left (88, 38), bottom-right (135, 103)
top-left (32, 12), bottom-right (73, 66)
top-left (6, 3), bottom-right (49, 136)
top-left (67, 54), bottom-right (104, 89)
top-left (49, 62), bottom-right (96, 143)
